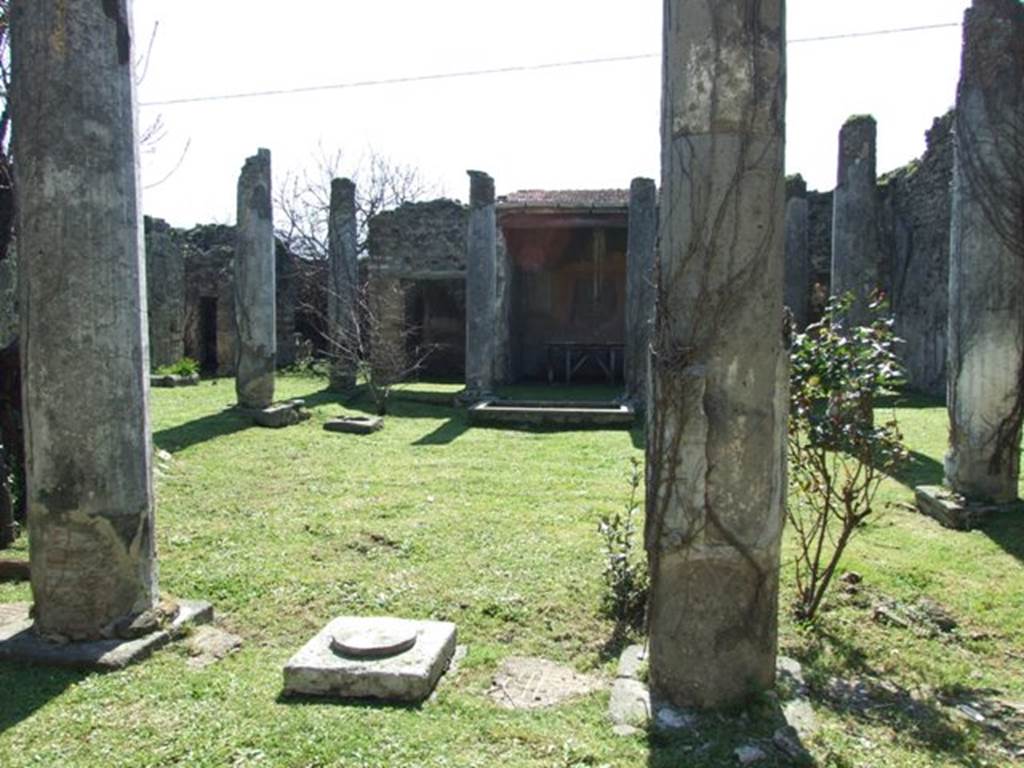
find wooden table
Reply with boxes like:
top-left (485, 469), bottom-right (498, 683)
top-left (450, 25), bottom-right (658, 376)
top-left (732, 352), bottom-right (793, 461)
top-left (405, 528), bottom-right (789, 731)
top-left (545, 342), bottom-right (623, 384)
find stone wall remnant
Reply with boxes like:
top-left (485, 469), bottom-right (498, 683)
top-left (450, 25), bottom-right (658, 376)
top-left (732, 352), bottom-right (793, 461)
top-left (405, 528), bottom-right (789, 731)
top-left (944, 0), bottom-right (1024, 503)
top-left (234, 149), bottom-right (276, 409)
top-left (625, 177), bottom-right (657, 405)
top-left (648, 0), bottom-right (787, 710)
top-left (12, 0), bottom-right (158, 638)
top-left (145, 217), bottom-right (187, 368)
top-left (831, 115), bottom-right (881, 327)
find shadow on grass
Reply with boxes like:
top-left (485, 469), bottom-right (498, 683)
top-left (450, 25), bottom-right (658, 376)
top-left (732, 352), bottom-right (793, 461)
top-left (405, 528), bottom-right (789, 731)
top-left (274, 690), bottom-right (422, 712)
top-left (0, 663), bottom-right (87, 733)
top-left (981, 504), bottom-right (1024, 564)
top-left (886, 450), bottom-right (945, 489)
top-left (793, 621), bottom-right (973, 761)
top-left (153, 408), bottom-right (253, 453)
top-left (412, 415), bottom-right (470, 446)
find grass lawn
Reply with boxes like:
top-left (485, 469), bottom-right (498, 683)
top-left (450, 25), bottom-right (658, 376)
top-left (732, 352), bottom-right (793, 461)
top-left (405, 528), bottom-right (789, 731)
top-left (0, 373), bottom-right (1021, 767)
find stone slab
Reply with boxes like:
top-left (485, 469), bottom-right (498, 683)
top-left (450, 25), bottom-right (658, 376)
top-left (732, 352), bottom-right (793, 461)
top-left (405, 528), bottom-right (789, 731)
top-left (915, 485), bottom-right (1015, 531)
top-left (0, 599), bottom-right (213, 670)
top-left (323, 416), bottom-right (383, 435)
top-left (488, 656), bottom-right (604, 710)
top-left (616, 643), bottom-right (647, 679)
top-left (283, 616), bottom-right (456, 703)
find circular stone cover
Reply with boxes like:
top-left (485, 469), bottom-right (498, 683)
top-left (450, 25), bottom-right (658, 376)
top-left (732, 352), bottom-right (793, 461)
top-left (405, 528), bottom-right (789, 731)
top-left (330, 619), bottom-right (418, 659)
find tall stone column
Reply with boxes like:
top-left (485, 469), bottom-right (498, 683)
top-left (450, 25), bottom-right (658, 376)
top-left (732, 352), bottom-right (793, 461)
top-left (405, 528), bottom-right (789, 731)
top-left (647, 0), bottom-right (787, 710)
top-left (945, 0), bottom-right (1024, 504)
top-left (625, 177), bottom-right (657, 405)
top-left (464, 171), bottom-right (497, 398)
top-left (145, 218), bottom-right (187, 369)
top-left (328, 178), bottom-right (360, 391)
top-left (785, 175), bottom-right (811, 329)
top-left (831, 115), bottom-right (880, 327)
top-left (11, 0), bottom-right (157, 639)
top-left (235, 149), bottom-right (276, 409)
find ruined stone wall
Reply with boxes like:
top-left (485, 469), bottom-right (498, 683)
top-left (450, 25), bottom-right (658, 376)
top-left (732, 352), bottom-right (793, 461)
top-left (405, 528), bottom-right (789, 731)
top-left (367, 199), bottom-right (468, 277)
top-left (0, 246), bottom-right (17, 348)
top-left (881, 112), bottom-right (954, 397)
top-left (144, 217), bottom-right (187, 369)
top-left (806, 190), bottom-right (833, 290)
top-left (141, 222), bottom-right (300, 376)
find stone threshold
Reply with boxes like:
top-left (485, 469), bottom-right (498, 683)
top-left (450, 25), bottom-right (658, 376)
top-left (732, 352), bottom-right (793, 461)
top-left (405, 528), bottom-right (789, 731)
top-left (468, 399), bottom-right (636, 428)
top-left (0, 600), bottom-right (213, 670)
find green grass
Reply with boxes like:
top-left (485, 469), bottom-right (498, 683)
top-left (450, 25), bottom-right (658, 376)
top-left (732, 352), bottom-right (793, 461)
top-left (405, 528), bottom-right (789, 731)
top-left (1, 375), bottom-right (1022, 767)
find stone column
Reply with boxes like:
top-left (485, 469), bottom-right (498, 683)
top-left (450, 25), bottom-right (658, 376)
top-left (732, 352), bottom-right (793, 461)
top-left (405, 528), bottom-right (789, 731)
top-left (464, 171), bottom-right (497, 398)
top-left (647, 0), bottom-right (786, 710)
top-left (11, 0), bottom-right (157, 639)
top-left (328, 178), bottom-right (360, 391)
top-left (831, 115), bottom-right (880, 327)
top-left (945, 0), bottom-right (1024, 504)
top-left (234, 149), bottom-right (276, 409)
top-left (625, 177), bottom-right (657, 405)
top-left (785, 175), bottom-right (811, 330)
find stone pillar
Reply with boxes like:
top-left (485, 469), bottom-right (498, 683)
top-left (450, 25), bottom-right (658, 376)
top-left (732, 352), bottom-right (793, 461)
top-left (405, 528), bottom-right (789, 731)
top-left (647, 0), bottom-right (786, 710)
top-left (945, 0), bottom-right (1024, 504)
top-left (144, 218), bottom-right (186, 369)
top-left (625, 177), bottom-right (657, 405)
top-left (464, 171), bottom-right (497, 397)
top-left (785, 175), bottom-right (811, 330)
top-left (831, 115), bottom-right (880, 327)
top-left (11, 0), bottom-right (158, 639)
top-left (328, 178), bottom-right (360, 391)
top-left (234, 149), bottom-right (276, 409)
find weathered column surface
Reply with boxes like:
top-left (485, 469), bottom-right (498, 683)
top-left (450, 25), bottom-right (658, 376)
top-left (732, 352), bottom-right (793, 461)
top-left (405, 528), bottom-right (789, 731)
top-left (945, 0), bottom-right (1024, 503)
top-left (647, 0), bottom-right (787, 710)
top-left (12, 0), bottom-right (157, 639)
top-left (785, 175), bottom-right (811, 329)
top-left (464, 171), bottom-right (497, 397)
top-left (625, 177), bottom-right (658, 405)
top-left (235, 149), bottom-right (276, 409)
top-left (831, 115), bottom-right (880, 326)
top-left (328, 178), bottom-right (360, 391)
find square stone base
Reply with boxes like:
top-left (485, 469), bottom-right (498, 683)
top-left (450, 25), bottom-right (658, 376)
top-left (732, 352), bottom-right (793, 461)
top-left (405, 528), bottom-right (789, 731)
top-left (283, 616), bottom-right (456, 703)
top-left (914, 485), bottom-right (1015, 531)
top-left (323, 416), bottom-right (383, 435)
top-left (0, 600), bottom-right (213, 670)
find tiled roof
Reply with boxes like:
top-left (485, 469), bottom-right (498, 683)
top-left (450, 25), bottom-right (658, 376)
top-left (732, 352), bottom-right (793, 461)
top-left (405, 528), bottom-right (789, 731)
top-left (497, 189), bottom-right (630, 210)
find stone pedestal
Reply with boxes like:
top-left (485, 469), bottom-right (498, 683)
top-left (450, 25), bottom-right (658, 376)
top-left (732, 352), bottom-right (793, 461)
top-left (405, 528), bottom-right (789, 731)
top-left (235, 149), bottom-right (276, 410)
top-left (785, 175), bottom-right (811, 330)
top-left (831, 115), bottom-right (880, 327)
top-left (942, 0), bottom-right (1024, 506)
top-left (915, 485), bottom-right (1015, 531)
top-left (11, 0), bottom-right (158, 640)
top-left (625, 177), bottom-right (657, 406)
top-left (283, 616), bottom-right (457, 702)
top-left (463, 171), bottom-right (497, 400)
top-left (648, 0), bottom-right (787, 710)
top-left (328, 178), bottom-right (360, 391)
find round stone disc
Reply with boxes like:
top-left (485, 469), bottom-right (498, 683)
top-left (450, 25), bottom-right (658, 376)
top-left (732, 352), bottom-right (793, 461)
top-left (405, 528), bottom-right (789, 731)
top-left (330, 620), bottom-right (418, 659)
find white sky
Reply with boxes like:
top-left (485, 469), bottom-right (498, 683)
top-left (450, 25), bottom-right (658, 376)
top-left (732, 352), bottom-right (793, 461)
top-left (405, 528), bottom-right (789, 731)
top-left (133, 0), bottom-right (971, 229)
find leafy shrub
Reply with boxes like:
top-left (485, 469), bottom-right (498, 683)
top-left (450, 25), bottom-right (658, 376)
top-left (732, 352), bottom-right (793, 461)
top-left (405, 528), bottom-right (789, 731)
top-left (788, 293), bottom-right (908, 620)
top-left (598, 457), bottom-right (648, 629)
top-left (155, 357), bottom-right (199, 377)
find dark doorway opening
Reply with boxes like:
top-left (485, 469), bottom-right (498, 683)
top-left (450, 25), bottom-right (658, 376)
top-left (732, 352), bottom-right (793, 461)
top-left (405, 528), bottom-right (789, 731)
top-left (198, 297), bottom-right (219, 374)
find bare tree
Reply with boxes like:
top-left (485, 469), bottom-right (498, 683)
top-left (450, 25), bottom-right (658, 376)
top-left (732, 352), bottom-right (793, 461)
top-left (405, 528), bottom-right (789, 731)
top-left (275, 146), bottom-right (438, 261)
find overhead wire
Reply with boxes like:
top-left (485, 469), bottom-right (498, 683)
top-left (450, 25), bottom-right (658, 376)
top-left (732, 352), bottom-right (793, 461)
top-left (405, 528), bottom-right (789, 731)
top-left (139, 22), bottom-right (961, 108)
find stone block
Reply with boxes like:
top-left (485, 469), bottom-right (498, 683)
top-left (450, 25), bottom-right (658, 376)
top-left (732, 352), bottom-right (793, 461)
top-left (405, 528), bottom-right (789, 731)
top-left (248, 402), bottom-right (310, 429)
top-left (0, 599), bottom-right (213, 670)
top-left (283, 616), bottom-right (456, 703)
top-left (914, 485), bottom-right (1014, 530)
top-left (323, 416), bottom-right (383, 435)
top-left (150, 374), bottom-right (200, 388)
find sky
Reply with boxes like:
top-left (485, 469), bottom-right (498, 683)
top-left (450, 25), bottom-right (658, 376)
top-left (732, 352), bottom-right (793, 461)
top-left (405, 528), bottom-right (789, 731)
top-left (133, 0), bottom-right (972, 229)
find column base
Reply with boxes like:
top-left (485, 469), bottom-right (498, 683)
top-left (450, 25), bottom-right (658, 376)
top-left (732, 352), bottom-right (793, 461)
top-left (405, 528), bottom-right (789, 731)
top-left (0, 599), bottom-right (212, 670)
top-left (914, 485), bottom-right (1019, 531)
top-left (242, 400), bottom-right (311, 429)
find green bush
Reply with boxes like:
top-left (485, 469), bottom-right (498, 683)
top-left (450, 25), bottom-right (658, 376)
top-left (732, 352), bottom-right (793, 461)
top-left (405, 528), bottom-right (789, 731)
top-left (598, 457), bottom-right (648, 630)
top-left (154, 357), bottom-right (199, 377)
